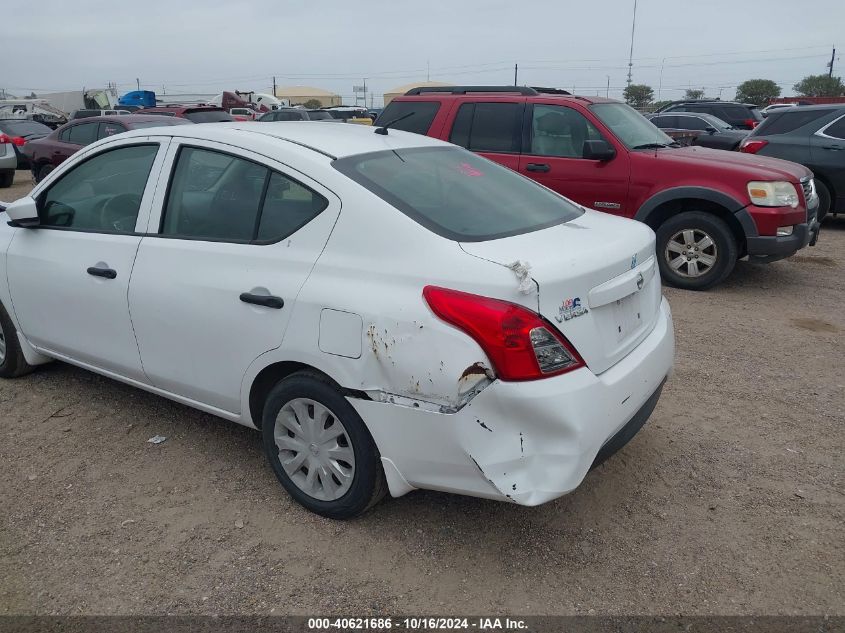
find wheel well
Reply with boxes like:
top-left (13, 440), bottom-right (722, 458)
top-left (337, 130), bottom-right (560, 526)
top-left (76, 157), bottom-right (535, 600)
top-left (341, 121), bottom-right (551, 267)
top-left (248, 361), bottom-right (340, 428)
top-left (642, 198), bottom-right (747, 257)
top-left (814, 175), bottom-right (837, 210)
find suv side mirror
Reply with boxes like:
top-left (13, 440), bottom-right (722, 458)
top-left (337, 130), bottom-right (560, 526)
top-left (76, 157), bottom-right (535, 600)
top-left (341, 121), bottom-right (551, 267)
top-left (4, 196), bottom-right (39, 227)
top-left (705, 126), bottom-right (718, 134)
top-left (582, 140), bottom-right (616, 161)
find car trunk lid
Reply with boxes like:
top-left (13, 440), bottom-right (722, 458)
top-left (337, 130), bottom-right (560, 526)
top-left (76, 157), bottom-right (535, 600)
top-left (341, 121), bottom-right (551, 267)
top-left (460, 210), bottom-right (662, 375)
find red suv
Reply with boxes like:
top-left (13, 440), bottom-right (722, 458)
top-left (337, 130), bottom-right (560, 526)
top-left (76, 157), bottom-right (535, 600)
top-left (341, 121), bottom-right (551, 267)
top-left (135, 106), bottom-right (234, 123)
top-left (377, 86), bottom-right (821, 289)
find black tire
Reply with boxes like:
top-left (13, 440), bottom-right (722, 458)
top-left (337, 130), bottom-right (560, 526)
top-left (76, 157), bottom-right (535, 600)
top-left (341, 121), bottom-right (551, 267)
top-left (0, 170), bottom-right (13, 188)
top-left (0, 301), bottom-right (34, 378)
top-left (656, 211), bottom-right (738, 290)
top-left (35, 164), bottom-right (54, 183)
top-left (815, 180), bottom-right (831, 223)
top-left (261, 371), bottom-right (387, 519)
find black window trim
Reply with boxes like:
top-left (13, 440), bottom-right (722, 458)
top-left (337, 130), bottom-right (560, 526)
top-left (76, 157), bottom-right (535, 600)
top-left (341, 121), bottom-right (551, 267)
top-left (449, 101), bottom-right (525, 155)
top-left (156, 143), bottom-right (329, 246)
top-left (33, 141), bottom-right (161, 236)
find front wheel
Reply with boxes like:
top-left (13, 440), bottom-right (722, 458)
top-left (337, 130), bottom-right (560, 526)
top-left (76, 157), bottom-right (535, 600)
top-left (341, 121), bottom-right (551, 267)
top-left (261, 372), bottom-right (387, 519)
top-left (656, 211), bottom-right (738, 290)
top-left (0, 302), bottom-right (34, 378)
top-left (35, 164), bottom-right (54, 183)
top-left (815, 180), bottom-right (831, 223)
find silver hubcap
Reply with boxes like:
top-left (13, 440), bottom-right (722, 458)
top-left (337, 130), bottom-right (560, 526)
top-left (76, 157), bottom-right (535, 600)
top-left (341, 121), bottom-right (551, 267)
top-left (665, 229), bottom-right (718, 278)
top-left (273, 398), bottom-right (355, 501)
top-left (0, 318), bottom-right (6, 364)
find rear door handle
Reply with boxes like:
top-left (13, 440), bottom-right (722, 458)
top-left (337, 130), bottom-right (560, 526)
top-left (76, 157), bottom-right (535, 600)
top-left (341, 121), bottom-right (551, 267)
top-left (822, 145), bottom-right (844, 150)
top-left (239, 293), bottom-right (284, 309)
top-left (525, 163), bottom-right (551, 173)
top-left (86, 266), bottom-right (117, 279)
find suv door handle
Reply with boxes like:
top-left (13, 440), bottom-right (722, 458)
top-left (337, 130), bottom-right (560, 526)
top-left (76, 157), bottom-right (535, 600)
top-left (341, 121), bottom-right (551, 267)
top-left (822, 145), bottom-right (843, 150)
top-left (86, 266), bottom-right (117, 279)
top-left (239, 293), bottom-right (284, 309)
top-left (525, 163), bottom-right (551, 173)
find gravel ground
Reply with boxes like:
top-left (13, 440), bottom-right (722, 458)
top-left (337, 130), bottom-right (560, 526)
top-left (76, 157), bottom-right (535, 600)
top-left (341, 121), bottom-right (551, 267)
top-left (1, 169), bottom-right (843, 616)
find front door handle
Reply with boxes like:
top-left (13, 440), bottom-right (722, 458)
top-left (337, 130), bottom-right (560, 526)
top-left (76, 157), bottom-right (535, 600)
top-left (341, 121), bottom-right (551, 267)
top-left (240, 293), bottom-right (284, 309)
top-left (822, 145), bottom-right (844, 150)
top-left (87, 266), bottom-right (117, 279)
top-left (525, 163), bottom-right (551, 173)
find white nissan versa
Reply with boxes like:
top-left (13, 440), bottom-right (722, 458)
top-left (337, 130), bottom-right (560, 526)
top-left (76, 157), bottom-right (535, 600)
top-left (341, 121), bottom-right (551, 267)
top-left (0, 122), bottom-right (674, 518)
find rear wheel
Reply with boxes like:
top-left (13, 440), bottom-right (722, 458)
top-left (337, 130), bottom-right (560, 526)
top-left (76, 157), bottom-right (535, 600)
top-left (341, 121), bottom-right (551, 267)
top-left (0, 170), bottom-right (13, 188)
top-left (36, 164), bottom-right (54, 183)
top-left (0, 302), bottom-right (34, 378)
top-left (815, 180), bottom-right (831, 223)
top-left (261, 372), bottom-right (386, 519)
top-left (656, 211), bottom-right (738, 290)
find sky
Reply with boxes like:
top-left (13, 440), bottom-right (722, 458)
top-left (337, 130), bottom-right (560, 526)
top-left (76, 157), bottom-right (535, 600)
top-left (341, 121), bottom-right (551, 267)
top-left (4, 0), bottom-right (842, 106)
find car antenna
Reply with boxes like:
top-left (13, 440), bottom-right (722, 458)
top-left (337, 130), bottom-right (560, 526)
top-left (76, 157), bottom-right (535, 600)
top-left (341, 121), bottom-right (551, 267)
top-left (374, 111), bottom-right (415, 135)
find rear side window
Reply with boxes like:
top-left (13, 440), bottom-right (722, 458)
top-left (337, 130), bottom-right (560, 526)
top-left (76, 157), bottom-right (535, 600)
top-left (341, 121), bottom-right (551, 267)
top-left (67, 122), bottom-right (99, 146)
top-left (449, 102), bottom-right (522, 153)
top-left (161, 147), bottom-right (326, 243)
top-left (375, 101), bottom-right (440, 134)
top-left (98, 122), bottom-right (126, 139)
top-left (675, 116), bottom-right (709, 131)
top-left (333, 146), bottom-right (583, 242)
top-left (650, 116), bottom-right (676, 127)
top-left (760, 109), bottom-right (832, 135)
top-left (821, 115), bottom-right (845, 139)
top-left (716, 105), bottom-right (752, 121)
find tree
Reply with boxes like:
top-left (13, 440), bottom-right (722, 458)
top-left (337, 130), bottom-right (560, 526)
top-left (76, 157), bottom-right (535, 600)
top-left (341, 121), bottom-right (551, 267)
top-left (684, 88), bottom-right (705, 100)
top-left (302, 98), bottom-right (323, 109)
top-left (623, 84), bottom-right (654, 109)
top-left (735, 79), bottom-right (780, 105)
top-left (793, 74), bottom-right (845, 97)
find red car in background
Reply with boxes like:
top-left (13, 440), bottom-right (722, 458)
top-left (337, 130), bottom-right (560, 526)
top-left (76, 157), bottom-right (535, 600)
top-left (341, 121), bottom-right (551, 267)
top-left (23, 114), bottom-right (190, 182)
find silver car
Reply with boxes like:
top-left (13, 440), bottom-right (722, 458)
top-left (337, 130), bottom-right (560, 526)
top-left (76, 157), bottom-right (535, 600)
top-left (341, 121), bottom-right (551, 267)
top-left (0, 135), bottom-right (16, 188)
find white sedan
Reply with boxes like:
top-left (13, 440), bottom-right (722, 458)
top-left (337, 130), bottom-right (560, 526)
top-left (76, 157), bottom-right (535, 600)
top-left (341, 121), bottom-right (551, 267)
top-left (0, 122), bottom-right (674, 518)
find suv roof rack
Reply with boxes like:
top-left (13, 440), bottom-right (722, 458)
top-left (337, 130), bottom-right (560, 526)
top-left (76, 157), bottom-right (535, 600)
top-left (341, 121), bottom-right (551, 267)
top-left (404, 86), bottom-right (540, 96)
top-left (531, 87), bottom-right (572, 95)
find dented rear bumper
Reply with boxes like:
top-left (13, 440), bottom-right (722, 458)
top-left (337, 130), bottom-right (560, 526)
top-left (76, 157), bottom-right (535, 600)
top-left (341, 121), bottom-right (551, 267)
top-left (349, 298), bottom-right (675, 506)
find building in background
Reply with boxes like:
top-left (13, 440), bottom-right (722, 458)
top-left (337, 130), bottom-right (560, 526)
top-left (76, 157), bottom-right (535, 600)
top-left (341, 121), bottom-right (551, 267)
top-left (383, 81), bottom-right (452, 106)
top-left (273, 86), bottom-right (341, 107)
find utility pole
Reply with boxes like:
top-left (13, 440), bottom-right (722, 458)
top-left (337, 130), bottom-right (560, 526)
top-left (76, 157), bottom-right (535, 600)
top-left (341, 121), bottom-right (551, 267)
top-left (514, 63), bottom-right (518, 86)
top-left (657, 57), bottom-right (665, 100)
top-left (136, 78), bottom-right (140, 91)
top-left (363, 78), bottom-right (367, 109)
top-left (273, 76), bottom-right (277, 96)
top-left (828, 46), bottom-right (836, 77)
top-left (606, 75), bottom-right (610, 98)
top-left (427, 60), bottom-right (430, 82)
top-left (626, 0), bottom-right (638, 87)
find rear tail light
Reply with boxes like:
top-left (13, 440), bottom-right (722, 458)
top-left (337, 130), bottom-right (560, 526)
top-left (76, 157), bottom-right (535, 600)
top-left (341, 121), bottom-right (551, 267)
top-left (423, 286), bottom-right (585, 381)
top-left (0, 134), bottom-right (10, 145)
top-left (739, 139), bottom-right (768, 154)
top-left (8, 136), bottom-right (25, 146)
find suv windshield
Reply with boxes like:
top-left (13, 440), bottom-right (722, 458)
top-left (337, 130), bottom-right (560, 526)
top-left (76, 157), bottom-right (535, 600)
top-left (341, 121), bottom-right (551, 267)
top-left (591, 103), bottom-right (675, 149)
top-left (184, 110), bottom-right (234, 123)
top-left (333, 147), bottom-right (583, 241)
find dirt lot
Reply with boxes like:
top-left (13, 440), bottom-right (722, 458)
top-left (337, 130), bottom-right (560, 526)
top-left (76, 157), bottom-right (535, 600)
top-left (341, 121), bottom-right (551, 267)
top-left (1, 169), bottom-right (843, 616)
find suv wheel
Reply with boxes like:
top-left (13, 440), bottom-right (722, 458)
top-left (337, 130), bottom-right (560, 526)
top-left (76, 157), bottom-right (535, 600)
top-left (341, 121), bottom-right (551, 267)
top-left (815, 180), bottom-right (831, 222)
top-left (261, 372), bottom-right (387, 519)
top-left (656, 211), bottom-right (738, 290)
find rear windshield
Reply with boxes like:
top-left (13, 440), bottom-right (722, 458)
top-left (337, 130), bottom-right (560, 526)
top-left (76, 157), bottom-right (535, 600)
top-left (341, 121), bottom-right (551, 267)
top-left (333, 146), bottom-right (583, 241)
top-left (184, 110), bottom-right (234, 123)
top-left (756, 109), bottom-right (831, 135)
top-left (0, 120), bottom-right (52, 136)
top-left (306, 110), bottom-right (333, 120)
top-left (375, 101), bottom-right (440, 134)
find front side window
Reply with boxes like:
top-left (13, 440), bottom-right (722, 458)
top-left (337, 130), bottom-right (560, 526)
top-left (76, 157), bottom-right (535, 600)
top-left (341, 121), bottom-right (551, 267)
top-left (449, 102), bottom-right (522, 153)
top-left (529, 104), bottom-right (605, 158)
top-left (161, 147), bottom-right (327, 243)
top-left (374, 101), bottom-right (440, 134)
top-left (333, 146), bottom-right (583, 242)
top-left (67, 122), bottom-right (99, 146)
top-left (39, 144), bottom-right (158, 232)
top-left (676, 116), bottom-right (709, 131)
top-left (590, 103), bottom-right (675, 149)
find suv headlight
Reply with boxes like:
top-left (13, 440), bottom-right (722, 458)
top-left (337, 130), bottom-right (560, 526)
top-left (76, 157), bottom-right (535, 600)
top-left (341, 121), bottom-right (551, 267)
top-left (747, 181), bottom-right (799, 208)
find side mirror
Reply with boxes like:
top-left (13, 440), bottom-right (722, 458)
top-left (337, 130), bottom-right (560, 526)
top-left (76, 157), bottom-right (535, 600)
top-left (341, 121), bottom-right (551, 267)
top-left (582, 139), bottom-right (616, 161)
top-left (4, 196), bottom-right (39, 227)
top-left (706, 127), bottom-right (718, 134)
